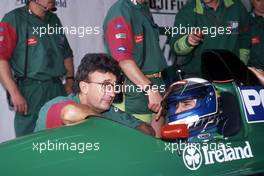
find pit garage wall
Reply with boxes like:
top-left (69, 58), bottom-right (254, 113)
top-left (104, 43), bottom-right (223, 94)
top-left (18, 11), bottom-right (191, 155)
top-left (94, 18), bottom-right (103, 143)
top-left (0, 0), bottom-right (250, 142)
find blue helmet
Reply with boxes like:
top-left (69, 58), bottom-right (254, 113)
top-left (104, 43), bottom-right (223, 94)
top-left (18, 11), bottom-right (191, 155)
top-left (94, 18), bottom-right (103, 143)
top-left (163, 78), bottom-right (220, 138)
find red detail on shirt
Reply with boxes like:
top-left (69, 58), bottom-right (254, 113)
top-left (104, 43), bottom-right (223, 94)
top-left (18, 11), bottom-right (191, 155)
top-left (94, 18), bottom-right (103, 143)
top-left (251, 36), bottom-right (261, 45)
top-left (105, 16), bottom-right (133, 62)
top-left (0, 22), bottom-right (17, 60)
top-left (134, 34), bottom-right (144, 44)
top-left (46, 101), bottom-right (75, 129)
top-left (27, 36), bottom-right (38, 46)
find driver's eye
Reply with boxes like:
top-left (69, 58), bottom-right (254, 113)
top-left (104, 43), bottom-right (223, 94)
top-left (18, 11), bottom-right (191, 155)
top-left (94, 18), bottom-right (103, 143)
top-left (183, 100), bottom-right (196, 106)
top-left (183, 103), bottom-right (194, 109)
top-left (175, 103), bottom-right (179, 109)
top-left (175, 99), bottom-right (196, 113)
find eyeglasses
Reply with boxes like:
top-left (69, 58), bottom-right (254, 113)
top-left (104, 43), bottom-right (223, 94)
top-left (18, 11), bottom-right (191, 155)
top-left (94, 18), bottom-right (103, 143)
top-left (85, 81), bottom-right (120, 93)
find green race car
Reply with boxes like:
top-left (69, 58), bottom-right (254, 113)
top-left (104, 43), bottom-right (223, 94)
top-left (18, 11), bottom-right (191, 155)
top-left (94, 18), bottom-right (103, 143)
top-left (0, 50), bottom-right (263, 176)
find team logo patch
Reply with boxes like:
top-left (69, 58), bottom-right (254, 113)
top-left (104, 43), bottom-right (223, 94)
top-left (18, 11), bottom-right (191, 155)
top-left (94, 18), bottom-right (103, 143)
top-left (182, 141), bottom-right (253, 171)
top-left (27, 36), bottom-right (38, 45)
top-left (183, 145), bottom-right (203, 170)
top-left (117, 47), bottom-right (127, 53)
top-left (115, 24), bottom-right (124, 29)
top-left (0, 27), bottom-right (4, 32)
top-left (0, 36), bottom-right (4, 42)
top-left (251, 36), bottom-right (261, 45)
top-left (135, 34), bottom-right (144, 43)
top-left (115, 33), bottom-right (126, 39)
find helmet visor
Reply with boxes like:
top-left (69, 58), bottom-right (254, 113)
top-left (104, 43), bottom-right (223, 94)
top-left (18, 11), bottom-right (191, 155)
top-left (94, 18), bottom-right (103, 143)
top-left (175, 99), bottom-right (197, 114)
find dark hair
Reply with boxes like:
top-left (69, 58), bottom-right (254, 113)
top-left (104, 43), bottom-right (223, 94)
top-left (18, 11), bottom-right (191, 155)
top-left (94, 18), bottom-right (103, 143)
top-left (73, 53), bottom-right (121, 93)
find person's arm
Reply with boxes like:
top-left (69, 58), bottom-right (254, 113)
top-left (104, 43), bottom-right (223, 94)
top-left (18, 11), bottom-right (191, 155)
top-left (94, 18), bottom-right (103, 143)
top-left (0, 60), bottom-right (27, 114)
top-left (169, 2), bottom-right (197, 55)
top-left (64, 57), bottom-right (74, 94)
top-left (173, 32), bottom-right (203, 55)
top-left (61, 103), bottom-right (97, 125)
top-left (119, 60), bottom-right (162, 113)
top-left (103, 106), bottom-right (155, 137)
top-left (0, 19), bottom-right (27, 114)
top-left (39, 100), bottom-right (98, 131)
top-left (136, 122), bottom-right (155, 137)
top-left (55, 16), bottom-right (74, 94)
top-left (62, 103), bottom-right (156, 136)
top-left (104, 16), bottom-right (162, 113)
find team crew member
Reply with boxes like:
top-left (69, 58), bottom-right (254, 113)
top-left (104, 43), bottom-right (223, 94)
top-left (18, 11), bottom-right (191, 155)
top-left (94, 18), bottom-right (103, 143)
top-left (35, 53), bottom-right (155, 137)
top-left (103, 0), bottom-right (167, 125)
top-left (170, 0), bottom-right (250, 78)
top-left (0, 0), bottom-right (74, 136)
top-left (248, 0), bottom-right (264, 70)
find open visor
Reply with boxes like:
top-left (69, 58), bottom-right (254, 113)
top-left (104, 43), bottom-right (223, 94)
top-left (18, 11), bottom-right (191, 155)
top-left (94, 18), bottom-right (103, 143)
top-left (162, 78), bottom-right (218, 124)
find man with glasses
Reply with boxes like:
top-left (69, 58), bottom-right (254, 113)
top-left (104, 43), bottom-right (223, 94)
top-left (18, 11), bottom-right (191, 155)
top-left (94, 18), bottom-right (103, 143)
top-left (35, 53), bottom-right (155, 136)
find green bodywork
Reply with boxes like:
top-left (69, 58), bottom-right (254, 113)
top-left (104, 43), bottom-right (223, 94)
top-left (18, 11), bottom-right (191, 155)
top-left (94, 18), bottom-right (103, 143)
top-left (0, 82), bottom-right (263, 175)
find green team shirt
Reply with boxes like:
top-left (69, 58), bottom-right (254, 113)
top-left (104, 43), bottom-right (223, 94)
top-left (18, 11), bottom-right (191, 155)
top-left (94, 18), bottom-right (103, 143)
top-left (0, 6), bottom-right (73, 80)
top-left (35, 94), bottom-right (143, 131)
top-left (248, 12), bottom-right (264, 70)
top-left (170, 0), bottom-right (250, 78)
top-left (103, 0), bottom-right (167, 74)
